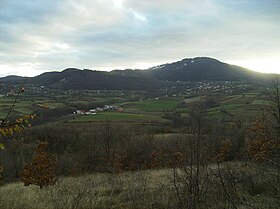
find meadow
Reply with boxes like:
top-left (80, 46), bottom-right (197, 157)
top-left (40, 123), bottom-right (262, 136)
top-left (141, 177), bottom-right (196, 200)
top-left (0, 163), bottom-right (279, 209)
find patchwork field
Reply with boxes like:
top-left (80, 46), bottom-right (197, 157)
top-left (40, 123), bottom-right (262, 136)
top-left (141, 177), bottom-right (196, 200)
top-left (252, 99), bottom-right (273, 105)
top-left (0, 89), bottom-right (273, 123)
top-left (206, 93), bottom-right (271, 119)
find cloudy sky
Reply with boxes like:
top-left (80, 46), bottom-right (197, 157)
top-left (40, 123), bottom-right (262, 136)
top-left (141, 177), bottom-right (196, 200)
top-left (0, 0), bottom-right (280, 77)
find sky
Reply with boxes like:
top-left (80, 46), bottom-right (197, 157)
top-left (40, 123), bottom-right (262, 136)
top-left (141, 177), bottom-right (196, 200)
top-left (0, 0), bottom-right (280, 77)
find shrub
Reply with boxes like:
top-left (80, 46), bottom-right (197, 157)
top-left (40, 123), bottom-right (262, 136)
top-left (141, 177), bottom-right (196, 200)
top-left (21, 141), bottom-right (57, 188)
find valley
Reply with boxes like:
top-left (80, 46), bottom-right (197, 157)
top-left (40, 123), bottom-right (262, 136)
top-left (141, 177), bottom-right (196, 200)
top-left (1, 0), bottom-right (279, 208)
top-left (0, 58), bottom-right (279, 209)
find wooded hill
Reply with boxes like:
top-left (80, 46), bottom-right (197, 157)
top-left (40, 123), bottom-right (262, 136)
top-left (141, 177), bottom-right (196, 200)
top-left (0, 57), bottom-right (271, 90)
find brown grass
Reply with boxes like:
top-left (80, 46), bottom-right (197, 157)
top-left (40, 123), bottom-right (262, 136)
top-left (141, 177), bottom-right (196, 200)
top-left (0, 165), bottom-right (279, 209)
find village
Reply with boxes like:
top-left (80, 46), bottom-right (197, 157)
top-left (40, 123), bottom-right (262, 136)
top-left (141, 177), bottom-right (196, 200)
top-left (74, 105), bottom-right (123, 115)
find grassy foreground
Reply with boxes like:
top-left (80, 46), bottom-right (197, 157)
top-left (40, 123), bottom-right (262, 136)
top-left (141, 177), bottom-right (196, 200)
top-left (0, 170), bottom-right (174, 209)
top-left (0, 164), bottom-right (279, 209)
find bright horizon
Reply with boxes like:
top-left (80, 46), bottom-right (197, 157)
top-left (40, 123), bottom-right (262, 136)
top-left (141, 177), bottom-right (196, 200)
top-left (0, 57), bottom-right (279, 78)
top-left (0, 0), bottom-right (280, 77)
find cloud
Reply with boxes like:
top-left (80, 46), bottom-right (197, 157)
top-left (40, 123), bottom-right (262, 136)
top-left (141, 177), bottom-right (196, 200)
top-left (0, 0), bottom-right (280, 76)
top-left (129, 9), bottom-right (147, 22)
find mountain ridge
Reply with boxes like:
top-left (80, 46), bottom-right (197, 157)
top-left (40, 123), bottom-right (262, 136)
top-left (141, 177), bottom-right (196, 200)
top-left (0, 57), bottom-right (272, 90)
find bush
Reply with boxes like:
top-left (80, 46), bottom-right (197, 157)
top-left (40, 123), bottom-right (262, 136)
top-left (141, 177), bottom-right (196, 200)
top-left (21, 141), bottom-right (57, 189)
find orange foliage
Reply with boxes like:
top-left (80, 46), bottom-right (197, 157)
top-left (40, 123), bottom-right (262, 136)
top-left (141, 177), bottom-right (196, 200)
top-left (21, 141), bottom-right (57, 189)
top-left (169, 151), bottom-right (185, 168)
top-left (0, 114), bottom-right (36, 149)
top-left (112, 153), bottom-right (127, 172)
top-left (246, 114), bottom-right (278, 163)
top-left (149, 151), bottom-right (162, 168)
top-left (217, 139), bottom-right (232, 162)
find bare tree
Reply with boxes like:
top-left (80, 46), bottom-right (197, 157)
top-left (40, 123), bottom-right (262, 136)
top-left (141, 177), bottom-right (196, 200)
top-left (0, 79), bottom-right (30, 149)
top-left (172, 102), bottom-right (211, 209)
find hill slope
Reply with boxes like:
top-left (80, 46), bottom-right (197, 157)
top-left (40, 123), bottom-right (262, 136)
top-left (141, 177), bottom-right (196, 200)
top-left (147, 57), bottom-right (267, 82)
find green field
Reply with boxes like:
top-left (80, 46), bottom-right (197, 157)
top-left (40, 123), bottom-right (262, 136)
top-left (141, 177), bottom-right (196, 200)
top-left (220, 95), bottom-right (243, 104)
top-left (0, 98), bottom-right (35, 117)
top-left (252, 99), bottom-right (273, 105)
top-left (70, 112), bottom-right (169, 123)
top-left (124, 98), bottom-right (182, 112)
top-left (184, 96), bottom-right (204, 103)
top-left (0, 111), bottom-right (8, 119)
top-left (208, 104), bottom-right (245, 112)
top-left (14, 107), bottom-right (34, 114)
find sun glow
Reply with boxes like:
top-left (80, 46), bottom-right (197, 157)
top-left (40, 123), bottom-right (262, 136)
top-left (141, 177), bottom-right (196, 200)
top-left (113, 0), bottom-right (123, 9)
top-left (0, 64), bottom-right (41, 77)
top-left (229, 57), bottom-right (280, 74)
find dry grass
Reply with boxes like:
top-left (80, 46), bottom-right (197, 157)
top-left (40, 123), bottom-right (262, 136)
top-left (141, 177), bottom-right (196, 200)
top-left (0, 166), bottom-right (279, 209)
top-left (0, 170), bottom-right (175, 209)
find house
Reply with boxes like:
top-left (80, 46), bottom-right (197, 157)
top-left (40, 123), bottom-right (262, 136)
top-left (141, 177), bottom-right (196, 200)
top-left (75, 104), bottom-right (121, 115)
top-left (76, 110), bottom-right (86, 115)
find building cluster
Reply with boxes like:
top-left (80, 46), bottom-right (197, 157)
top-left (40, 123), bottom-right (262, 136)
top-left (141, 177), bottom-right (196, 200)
top-left (74, 105), bottom-right (123, 115)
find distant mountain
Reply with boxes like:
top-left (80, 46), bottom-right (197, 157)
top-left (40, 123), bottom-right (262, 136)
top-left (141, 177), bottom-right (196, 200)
top-left (0, 75), bottom-right (27, 83)
top-left (0, 57), bottom-right (271, 90)
top-left (147, 57), bottom-right (268, 82)
top-left (28, 68), bottom-right (163, 90)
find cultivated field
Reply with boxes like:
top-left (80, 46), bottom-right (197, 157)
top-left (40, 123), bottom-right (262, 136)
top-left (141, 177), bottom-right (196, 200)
top-left (0, 89), bottom-right (272, 124)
